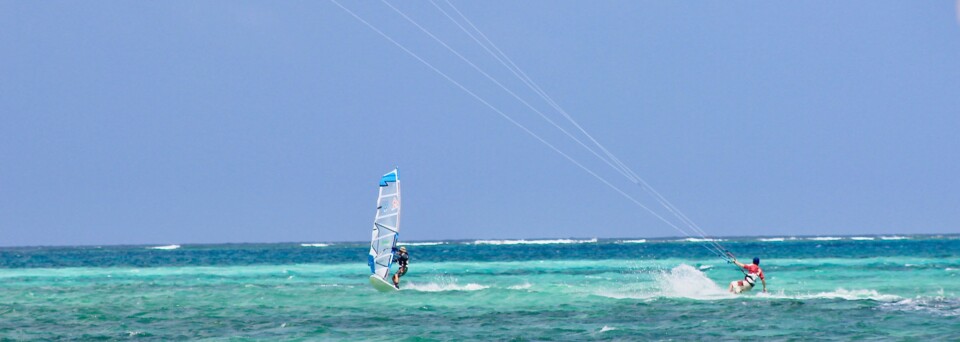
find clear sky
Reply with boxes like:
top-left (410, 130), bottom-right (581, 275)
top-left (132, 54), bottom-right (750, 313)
top-left (2, 1), bottom-right (959, 246)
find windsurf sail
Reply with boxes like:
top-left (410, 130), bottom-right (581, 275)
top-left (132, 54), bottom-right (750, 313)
top-left (368, 168), bottom-right (401, 282)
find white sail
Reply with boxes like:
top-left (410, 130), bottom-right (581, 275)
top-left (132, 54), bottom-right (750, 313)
top-left (368, 169), bottom-right (401, 282)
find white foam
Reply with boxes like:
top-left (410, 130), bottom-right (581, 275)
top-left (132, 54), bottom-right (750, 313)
top-left (698, 265), bottom-right (713, 270)
top-left (148, 245), bottom-right (180, 250)
top-left (507, 282), bottom-right (532, 290)
top-left (758, 238), bottom-right (785, 242)
top-left (472, 238), bottom-right (597, 245)
top-left (598, 265), bottom-right (907, 303)
top-left (809, 237), bottom-right (842, 241)
top-left (403, 274), bottom-right (489, 292)
top-left (619, 239), bottom-right (647, 243)
top-left (599, 326), bottom-right (617, 333)
top-left (786, 289), bottom-right (901, 302)
top-left (880, 236), bottom-right (909, 240)
top-left (398, 242), bottom-right (445, 246)
top-left (880, 297), bottom-right (960, 317)
top-left (405, 282), bottom-right (488, 292)
top-left (597, 264), bottom-right (732, 300)
top-left (655, 264), bottom-right (732, 299)
top-left (300, 243), bottom-right (329, 247)
top-left (677, 238), bottom-right (724, 242)
top-left (850, 237), bottom-right (875, 241)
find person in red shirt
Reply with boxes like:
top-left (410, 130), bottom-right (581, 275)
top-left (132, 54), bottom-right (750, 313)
top-left (728, 257), bottom-right (766, 294)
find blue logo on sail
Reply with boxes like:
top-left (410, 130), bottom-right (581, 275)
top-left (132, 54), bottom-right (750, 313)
top-left (379, 169), bottom-right (398, 186)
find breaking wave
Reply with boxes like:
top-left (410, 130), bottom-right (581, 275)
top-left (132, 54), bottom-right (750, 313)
top-left (599, 326), bottom-right (617, 333)
top-left (879, 291), bottom-right (960, 317)
top-left (808, 237), bottom-right (843, 241)
top-left (148, 245), bottom-right (180, 250)
top-left (472, 238), bottom-right (597, 245)
top-left (773, 288), bottom-right (901, 302)
top-left (676, 238), bottom-right (725, 242)
top-left (398, 242), bottom-right (446, 246)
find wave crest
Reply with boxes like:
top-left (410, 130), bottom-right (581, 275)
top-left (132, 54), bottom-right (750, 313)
top-left (809, 237), bottom-right (843, 241)
top-left (880, 292), bottom-right (960, 317)
top-left (148, 245), bottom-right (180, 250)
top-left (472, 238), bottom-right (597, 245)
top-left (758, 288), bottom-right (901, 302)
top-left (398, 242), bottom-right (446, 246)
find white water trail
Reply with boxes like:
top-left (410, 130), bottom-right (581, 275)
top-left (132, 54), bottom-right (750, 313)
top-left (653, 264), bottom-right (732, 299)
top-left (403, 274), bottom-right (489, 292)
top-left (597, 264), bottom-right (732, 300)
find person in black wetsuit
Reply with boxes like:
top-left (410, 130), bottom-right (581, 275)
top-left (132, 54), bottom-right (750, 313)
top-left (392, 246), bottom-right (409, 289)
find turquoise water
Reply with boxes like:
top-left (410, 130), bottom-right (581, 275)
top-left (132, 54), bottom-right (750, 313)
top-left (2, 236), bottom-right (959, 340)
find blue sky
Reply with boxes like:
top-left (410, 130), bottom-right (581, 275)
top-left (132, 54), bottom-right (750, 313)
top-left (2, 1), bottom-right (958, 246)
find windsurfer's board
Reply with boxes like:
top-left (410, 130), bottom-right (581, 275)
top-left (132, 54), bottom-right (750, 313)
top-left (370, 275), bottom-right (399, 292)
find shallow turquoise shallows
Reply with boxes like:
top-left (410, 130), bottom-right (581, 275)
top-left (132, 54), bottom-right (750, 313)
top-left (2, 236), bottom-right (959, 340)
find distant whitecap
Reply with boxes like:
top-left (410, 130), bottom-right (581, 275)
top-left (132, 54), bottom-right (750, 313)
top-left (472, 238), bottom-right (597, 245)
top-left (398, 242), bottom-right (446, 246)
top-left (679, 238), bottom-right (724, 242)
top-left (880, 236), bottom-right (909, 240)
top-left (148, 245), bottom-right (180, 250)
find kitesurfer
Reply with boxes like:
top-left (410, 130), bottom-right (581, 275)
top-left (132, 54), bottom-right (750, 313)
top-left (392, 246), bottom-right (409, 289)
top-left (728, 257), bottom-right (766, 294)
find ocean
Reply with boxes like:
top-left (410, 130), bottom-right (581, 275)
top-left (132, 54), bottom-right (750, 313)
top-left (1, 235), bottom-right (958, 340)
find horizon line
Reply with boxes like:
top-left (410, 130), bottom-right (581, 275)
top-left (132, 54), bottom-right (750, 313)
top-left (2, 232), bottom-right (957, 249)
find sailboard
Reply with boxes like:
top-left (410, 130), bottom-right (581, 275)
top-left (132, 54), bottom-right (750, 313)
top-left (368, 168), bottom-right (401, 292)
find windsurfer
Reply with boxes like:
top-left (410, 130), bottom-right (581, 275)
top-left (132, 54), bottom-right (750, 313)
top-left (392, 246), bottom-right (409, 289)
top-left (729, 257), bottom-right (766, 294)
